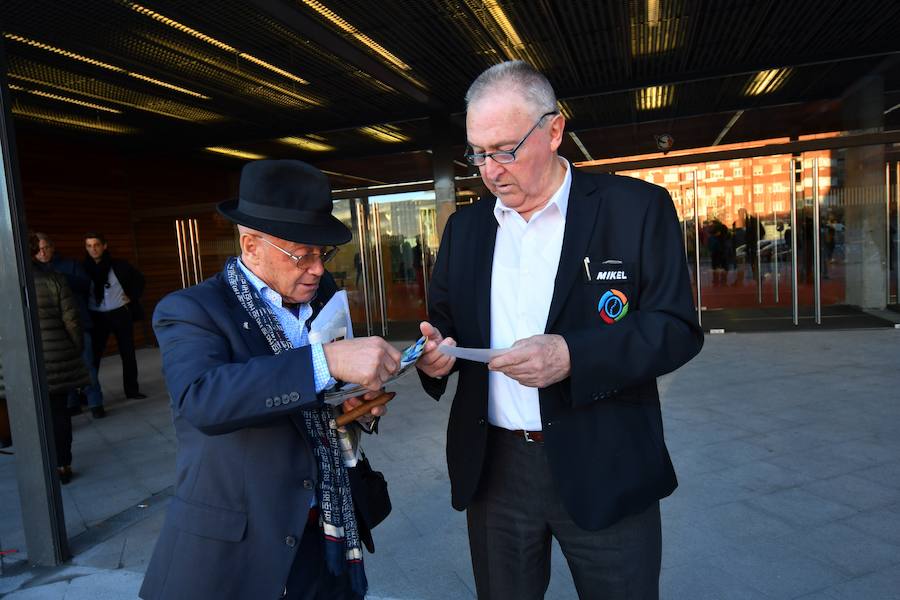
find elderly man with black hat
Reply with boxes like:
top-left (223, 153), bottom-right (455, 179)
top-left (140, 160), bottom-right (402, 600)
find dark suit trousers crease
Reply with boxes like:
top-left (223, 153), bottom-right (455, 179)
top-left (90, 306), bottom-right (139, 396)
top-left (282, 517), bottom-right (362, 600)
top-left (467, 428), bottom-right (661, 600)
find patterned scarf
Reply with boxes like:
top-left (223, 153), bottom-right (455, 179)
top-left (224, 257), bottom-right (366, 596)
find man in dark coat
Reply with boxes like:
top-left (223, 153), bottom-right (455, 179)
top-left (83, 232), bottom-right (146, 414)
top-left (416, 61), bottom-right (703, 599)
top-left (140, 160), bottom-right (400, 600)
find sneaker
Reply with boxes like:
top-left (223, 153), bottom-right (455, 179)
top-left (126, 393), bottom-right (148, 400)
top-left (91, 406), bottom-right (106, 419)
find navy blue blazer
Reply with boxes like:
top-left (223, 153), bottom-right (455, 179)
top-left (140, 268), bottom-right (338, 600)
top-left (419, 171), bottom-right (704, 531)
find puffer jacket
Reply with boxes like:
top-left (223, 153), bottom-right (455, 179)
top-left (0, 267), bottom-right (90, 398)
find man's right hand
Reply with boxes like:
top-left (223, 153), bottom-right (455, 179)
top-left (416, 321), bottom-right (456, 379)
top-left (323, 337), bottom-right (402, 391)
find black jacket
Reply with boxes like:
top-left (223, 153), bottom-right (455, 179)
top-left (419, 170), bottom-right (704, 531)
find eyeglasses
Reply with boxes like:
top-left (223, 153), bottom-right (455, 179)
top-left (464, 111), bottom-right (558, 166)
top-left (254, 236), bottom-right (339, 269)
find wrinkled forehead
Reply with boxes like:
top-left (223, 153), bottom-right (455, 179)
top-left (466, 95), bottom-right (537, 148)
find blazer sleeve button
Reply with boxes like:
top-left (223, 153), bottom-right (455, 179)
top-left (477, 418), bottom-right (486, 426)
top-left (289, 391), bottom-right (300, 403)
top-left (303, 479), bottom-right (314, 490)
top-left (265, 398), bottom-right (274, 408)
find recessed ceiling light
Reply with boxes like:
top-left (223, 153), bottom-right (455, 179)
top-left (744, 68), bottom-right (791, 96)
top-left (205, 146), bottom-right (266, 160)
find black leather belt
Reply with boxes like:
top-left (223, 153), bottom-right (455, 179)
top-left (490, 425), bottom-right (544, 443)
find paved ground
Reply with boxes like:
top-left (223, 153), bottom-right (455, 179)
top-left (2, 327), bottom-right (900, 599)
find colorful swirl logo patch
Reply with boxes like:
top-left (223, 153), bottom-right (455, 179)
top-left (598, 289), bottom-right (629, 324)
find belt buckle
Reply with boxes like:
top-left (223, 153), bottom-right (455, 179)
top-left (522, 430), bottom-right (537, 443)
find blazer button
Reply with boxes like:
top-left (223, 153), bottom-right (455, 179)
top-left (303, 479), bottom-right (314, 490)
top-left (478, 418), bottom-right (486, 426)
top-left (591, 392), bottom-right (600, 401)
top-left (265, 398), bottom-right (274, 408)
top-left (285, 535), bottom-right (297, 548)
top-left (274, 397), bottom-right (282, 407)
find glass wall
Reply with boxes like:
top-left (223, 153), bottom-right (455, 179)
top-left (619, 143), bottom-right (896, 329)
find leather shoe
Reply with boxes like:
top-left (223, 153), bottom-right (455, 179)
top-left (57, 465), bottom-right (72, 484)
top-left (91, 406), bottom-right (106, 419)
top-left (126, 393), bottom-right (148, 400)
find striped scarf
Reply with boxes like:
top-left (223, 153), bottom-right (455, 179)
top-left (224, 257), bottom-right (366, 596)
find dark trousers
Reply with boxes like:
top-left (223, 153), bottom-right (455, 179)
top-left (90, 306), bottom-right (139, 397)
top-left (467, 427), bottom-right (662, 600)
top-left (282, 514), bottom-right (362, 600)
top-left (49, 392), bottom-right (72, 467)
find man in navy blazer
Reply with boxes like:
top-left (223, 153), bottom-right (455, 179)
top-left (140, 160), bottom-right (401, 600)
top-left (416, 62), bottom-right (703, 599)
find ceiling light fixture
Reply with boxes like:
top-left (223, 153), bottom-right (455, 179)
top-left (630, 0), bottom-right (681, 56)
top-left (4, 33), bottom-right (210, 99)
top-left (299, 0), bottom-right (411, 71)
top-left (358, 124), bottom-right (410, 143)
top-left (126, 2), bottom-right (308, 84)
top-left (12, 106), bottom-right (136, 134)
top-left (483, 0), bottom-right (523, 47)
top-left (8, 84), bottom-right (123, 114)
top-left (636, 85), bottom-right (674, 110)
top-left (558, 100), bottom-right (574, 120)
top-left (205, 147), bottom-right (266, 160)
top-left (278, 136), bottom-right (335, 152)
top-left (9, 72), bottom-right (222, 122)
top-left (744, 68), bottom-right (791, 96)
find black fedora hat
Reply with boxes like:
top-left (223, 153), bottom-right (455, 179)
top-left (217, 159), bottom-right (351, 246)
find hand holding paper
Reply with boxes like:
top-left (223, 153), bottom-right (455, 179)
top-left (488, 334), bottom-right (571, 388)
top-left (416, 321), bottom-right (457, 378)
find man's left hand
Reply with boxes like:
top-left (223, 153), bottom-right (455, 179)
top-left (488, 334), bottom-right (571, 388)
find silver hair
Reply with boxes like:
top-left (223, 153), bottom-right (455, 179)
top-left (464, 61), bottom-right (557, 117)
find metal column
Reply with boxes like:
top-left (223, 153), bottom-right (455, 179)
top-left (790, 159), bottom-right (799, 325)
top-left (354, 200), bottom-right (373, 335)
top-left (0, 45), bottom-right (69, 565)
top-left (773, 208), bottom-right (779, 303)
top-left (896, 162), bottom-right (900, 303)
top-left (692, 171), bottom-right (702, 326)
top-left (813, 158), bottom-right (822, 324)
top-left (886, 163), bottom-right (893, 305)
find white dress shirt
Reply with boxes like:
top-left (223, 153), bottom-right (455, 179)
top-left (89, 268), bottom-right (127, 312)
top-left (489, 158), bottom-right (572, 431)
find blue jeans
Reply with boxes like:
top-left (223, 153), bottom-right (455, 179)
top-left (68, 332), bottom-right (104, 408)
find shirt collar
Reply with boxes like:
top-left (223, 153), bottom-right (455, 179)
top-left (493, 157), bottom-right (571, 226)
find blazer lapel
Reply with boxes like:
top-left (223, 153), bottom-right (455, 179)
top-left (473, 202), bottom-right (498, 347)
top-left (545, 171), bottom-right (602, 332)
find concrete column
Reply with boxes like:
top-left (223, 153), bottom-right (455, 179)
top-left (430, 116), bottom-right (458, 237)
top-left (842, 76), bottom-right (886, 309)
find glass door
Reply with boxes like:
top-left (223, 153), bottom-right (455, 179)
top-left (332, 193), bottom-right (438, 339)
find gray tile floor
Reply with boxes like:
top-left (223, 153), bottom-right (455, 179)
top-left (2, 327), bottom-right (900, 599)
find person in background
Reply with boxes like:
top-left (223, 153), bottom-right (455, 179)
top-left (83, 232), bottom-right (146, 413)
top-left (0, 234), bottom-right (90, 483)
top-left (33, 233), bottom-right (104, 416)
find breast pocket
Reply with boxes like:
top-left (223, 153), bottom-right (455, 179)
top-left (582, 261), bottom-right (637, 325)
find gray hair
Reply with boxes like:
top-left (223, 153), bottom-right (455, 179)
top-left (465, 61), bottom-right (557, 117)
